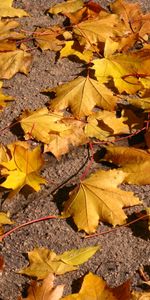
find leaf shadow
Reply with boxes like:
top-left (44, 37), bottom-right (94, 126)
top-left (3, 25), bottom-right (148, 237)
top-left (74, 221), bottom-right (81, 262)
top-left (127, 211), bottom-right (149, 240)
top-left (71, 273), bottom-right (88, 294)
top-left (10, 117), bottom-right (25, 140)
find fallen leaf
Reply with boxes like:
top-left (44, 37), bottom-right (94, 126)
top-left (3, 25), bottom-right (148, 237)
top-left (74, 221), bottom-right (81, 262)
top-left (48, 0), bottom-right (84, 15)
top-left (19, 246), bottom-right (99, 279)
top-left (18, 274), bottom-right (64, 300)
top-left (127, 95), bottom-right (150, 111)
top-left (131, 290), bottom-right (150, 300)
top-left (146, 207), bottom-right (150, 231)
top-left (19, 108), bottom-right (88, 157)
top-left (46, 76), bottom-right (118, 117)
top-left (0, 142), bottom-right (46, 197)
top-left (0, 20), bottom-right (25, 51)
top-left (0, 144), bottom-right (9, 163)
top-left (62, 169), bottom-right (141, 233)
top-left (0, 81), bottom-right (14, 111)
top-left (103, 146), bottom-right (150, 184)
top-left (34, 26), bottom-right (65, 51)
top-left (0, 0), bottom-right (29, 18)
top-left (60, 41), bottom-right (93, 62)
top-left (44, 118), bottom-right (88, 158)
top-left (0, 50), bottom-right (32, 79)
top-left (62, 272), bottom-right (131, 300)
top-left (73, 11), bottom-right (123, 48)
top-left (92, 40), bottom-right (150, 94)
top-left (0, 211), bottom-right (13, 235)
top-left (85, 110), bottom-right (129, 140)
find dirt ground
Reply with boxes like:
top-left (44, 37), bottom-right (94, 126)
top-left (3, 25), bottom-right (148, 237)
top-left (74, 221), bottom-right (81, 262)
top-left (0, 0), bottom-right (150, 299)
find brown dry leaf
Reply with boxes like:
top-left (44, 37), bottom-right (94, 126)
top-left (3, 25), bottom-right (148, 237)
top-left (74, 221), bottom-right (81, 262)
top-left (48, 0), bottom-right (84, 15)
top-left (85, 110), bottom-right (129, 140)
top-left (104, 146), bottom-right (150, 185)
top-left (60, 41), bottom-right (93, 62)
top-left (0, 81), bottom-right (14, 111)
top-left (62, 169), bottom-right (141, 233)
top-left (44, 118), bottom-right (88, 158)
top-left (0, 255), bottom-right (4, 276)
top-left (92, 41), bottom-right (150, 94)
top-left (73, 11), bottom-right (124, 49)
top-left (18, 274), bottom-right (64, 300)
top-left (0, 142), bottom-right (46, 198)
top-left (46, 76), bottom-right (118, 117)
top-left (34, 26), bottom-right (65, 51)
top-left (19, 246), bottom-right (99, 279)
top-left (0, 20), bottom-right (25, 51)
top-left (0, 0), bottom-right (29, 18)
top-left (62, 272), bottom-right (131, 300)
top-left (110, 0), bottom-right (150, 38)
top-left (0, 50), bottom-right (32, 79)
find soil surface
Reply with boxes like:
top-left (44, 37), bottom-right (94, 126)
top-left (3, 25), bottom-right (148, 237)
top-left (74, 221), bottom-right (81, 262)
top-left (0, 1), bottom-right (150, 299)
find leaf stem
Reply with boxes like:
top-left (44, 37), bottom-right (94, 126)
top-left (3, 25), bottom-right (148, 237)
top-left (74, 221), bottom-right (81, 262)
top-left (0, 215), bottom-right (58, 242)
top-left (80, 142), bottom-right (94, 181)
top-left (84, 213), bottom-right (150, 239)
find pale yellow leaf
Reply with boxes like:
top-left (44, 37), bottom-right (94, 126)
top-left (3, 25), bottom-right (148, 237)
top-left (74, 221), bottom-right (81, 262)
top-left (19, 246), bottom-right (99, 279)
top-left (60, 41), bottom-right (93, 62)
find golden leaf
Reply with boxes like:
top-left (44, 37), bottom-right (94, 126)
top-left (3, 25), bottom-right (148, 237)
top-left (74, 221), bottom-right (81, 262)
top-left (0, 81), bottom-right (14, 111)
top-left (62, 272), bottom-right (131, 300)
top-left (46, 76), bottom-right (118, 117)
top-left (92, 43), bottom-right (150, 94)
top-left (0, 20), bottom-right (25, 51)
top-left (48, 0), bottom-right (84, 15)
top-left (0, 50), bottom-right (32, 79)
top-left (19, 246), bottom-right (99, 279)
top-left (0, 0), bottom-right (29, 18)
top-left (0, 142), bottom-right (46, 198)
top-left (85, 110), bottom-right (129, 140)
top-left (60, 41), bottom-right (93, 62)
top-left (34, 26), bottom-right (65, 51)
top-left (104, 146), bottom-right (150, 184)
top-left (62, 169), bottom-right (141, 233)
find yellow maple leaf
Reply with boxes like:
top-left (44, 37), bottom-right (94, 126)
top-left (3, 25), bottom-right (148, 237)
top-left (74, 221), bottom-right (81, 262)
top-left (18, 274), bottom-right (64, 300)
top-left (62, 169), bottom-right (141, 233)
top-left (48, 0), bottom-right (84, 15)
top-left (46, 76), bottom-right (118, 117)
top-left (0, 81), bottom-right (14, 111)
top-left (104, 146), bottom-right (150, 185)
top-left (0, 20), bottom-right (25, 51)
top-left (62, 272), bottom-right (131, 300)
top-left (19, 108), bottom-right (88, 157)
top-left (19, 246), bottom-right (99, 279)
top-left (0, 50), bottom-right (32, 79)
top-left (44, 118), bottom-right (88, 158)
top-left (127, 95), bottom-right (150, 111)
top-left (73, 11), bottom-right (123, 48)
top-left (34, 26), bottom-right (65, 51)
top-left (60, 41), bottom-right (93, 62)
top-left (85, 110), bottom-right (129, 140)
top-left (19, 108), bottom-right (68, 144)
top-left (0, 0), bottom-right (29, 18)
top-left (92, 39), bottom-right (150, 94)
top-left (0, 142), bottom-right (46, 198)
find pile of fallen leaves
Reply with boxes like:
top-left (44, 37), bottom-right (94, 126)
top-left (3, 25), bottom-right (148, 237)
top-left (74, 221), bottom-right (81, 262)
top-left (0, 0), bottom-right (150, 299)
